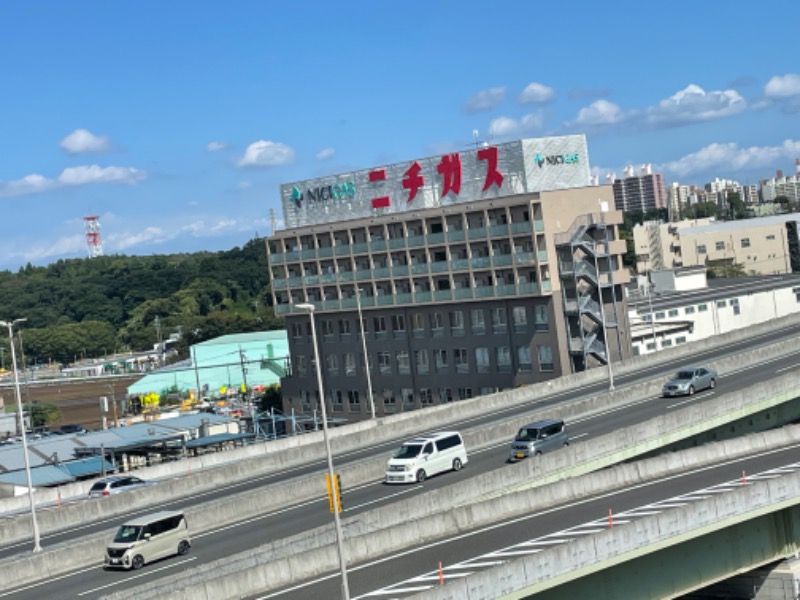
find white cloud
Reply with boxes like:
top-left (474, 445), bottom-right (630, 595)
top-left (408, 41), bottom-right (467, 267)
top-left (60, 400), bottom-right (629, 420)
top-left (660, 138), bottom-right (800, 177)
top-left (575, 100), bottom-right (625, 126)
top-left (109, 227), bottom-right (171, 251)
top-left (316, 147), bottom-right (335, 161)
top-left (518, 82), bottom-right (554, 104)
top-left (488, 112), bottom-right (543, 138)
top-left (644, 84), bottom-right (745, 127)
top-left (235, 180), bottom-right (253, 191)
top-left (569, 84), bottom-right (745, 131)
top-left (237, 140), bottom-right (296, 168)
top-left (19, 235), bottom-right (86, 263)
top-left (60, 129), bottom-right (111, 154)
top-left (206, 141), bottom-right (229, 152)
top-left (463, 86), bottom-right (506, 113)
top-left (0, 165), bottom-right (146, 198)
top-left (764, 74), bottom-right (800, 99)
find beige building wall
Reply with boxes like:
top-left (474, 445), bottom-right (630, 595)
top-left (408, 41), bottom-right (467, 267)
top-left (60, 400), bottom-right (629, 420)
top-left (680, 223), bottom-right (792, 274)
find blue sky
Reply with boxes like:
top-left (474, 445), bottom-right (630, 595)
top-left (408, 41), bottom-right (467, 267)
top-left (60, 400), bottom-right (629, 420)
top-left (1, 1), bottom-right (798, 271)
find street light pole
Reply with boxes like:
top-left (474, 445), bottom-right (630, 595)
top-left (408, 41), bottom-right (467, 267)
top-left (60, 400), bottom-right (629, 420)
top-left (355, 289), bottom-right (376, 419)
top-left (646, 283), bottom-right (658, 352)
top-left (1, 318), bottom-right (41, 552)
top-left (296, 303), bottom-right (350, 600)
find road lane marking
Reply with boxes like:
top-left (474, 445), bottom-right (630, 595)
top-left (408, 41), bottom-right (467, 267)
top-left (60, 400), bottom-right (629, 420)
top-left (0, 564), bottom-right (100, 598)
top-left (77, 557), bottom-right (197, 596)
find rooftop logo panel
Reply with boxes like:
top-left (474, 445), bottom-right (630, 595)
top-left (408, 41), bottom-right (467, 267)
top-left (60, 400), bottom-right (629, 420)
top-left (279, 135), bottom-right (590, 228)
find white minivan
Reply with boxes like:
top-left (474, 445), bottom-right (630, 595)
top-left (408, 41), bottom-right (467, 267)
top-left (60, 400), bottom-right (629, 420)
top-left (385, 431), bottom-right (468, 484)
top-left (104, 511), bottom-right (191, 570)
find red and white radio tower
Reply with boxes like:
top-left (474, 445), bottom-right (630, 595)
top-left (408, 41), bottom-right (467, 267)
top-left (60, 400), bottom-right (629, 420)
top-left (84, 215), bottom-right (104, 258)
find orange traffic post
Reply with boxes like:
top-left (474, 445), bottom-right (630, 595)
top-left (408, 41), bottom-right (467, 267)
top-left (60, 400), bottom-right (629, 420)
top-left (742, 470), bottom-right (746, 485)
top-left (56, 488), bottom-right (61, 508)
top-left (438, 561), bottom-right (444, 585)
top-left (608, 508), bottom-right (613, 528)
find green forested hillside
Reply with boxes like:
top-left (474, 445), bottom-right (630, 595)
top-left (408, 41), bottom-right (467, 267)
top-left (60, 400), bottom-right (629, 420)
top-left (0, 237), bottom-right (282, 366)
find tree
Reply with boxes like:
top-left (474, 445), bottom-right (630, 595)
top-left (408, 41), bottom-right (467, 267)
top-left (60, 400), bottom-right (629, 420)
top-left (256, 384), bottom-right (282, 414)
top-left (25, 403), bottom-right (61, 428)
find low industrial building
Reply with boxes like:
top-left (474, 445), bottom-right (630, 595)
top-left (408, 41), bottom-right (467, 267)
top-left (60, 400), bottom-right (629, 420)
top-left (633, 214), bottom-right (800, 275)
top-left (627, 269), bottom-right (800, 356)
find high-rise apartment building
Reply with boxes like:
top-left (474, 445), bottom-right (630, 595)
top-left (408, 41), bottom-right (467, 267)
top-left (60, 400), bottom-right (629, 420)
top-left (268, 135), bottom-right (631, 422)
top-left (612, 164), bottom-right (667, 213)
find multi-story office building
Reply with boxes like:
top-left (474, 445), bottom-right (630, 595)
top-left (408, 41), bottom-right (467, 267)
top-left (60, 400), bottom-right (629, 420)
top-left (612, 164), bottom-right (667, 214)
top-left (267, 135), bottom-right (631, 421)
top-left (633, 214), bottom-right (800, 276)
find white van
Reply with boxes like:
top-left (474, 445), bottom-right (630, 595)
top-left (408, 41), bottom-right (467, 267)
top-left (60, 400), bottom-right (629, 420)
top-left (385, 431), bottom-right (468, 484)
top-left (104, 510), bottom-right (191, 570)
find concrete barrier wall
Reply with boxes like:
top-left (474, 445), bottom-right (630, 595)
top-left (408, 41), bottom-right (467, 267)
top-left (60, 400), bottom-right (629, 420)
top-left (3, 310), bottom-right (798, 520)
top-left (3, 353), bottom-right (800, 593)
top-left (7, 314), bottom-right (800, 514)
top-left (97, 419), bottom-right (800, 599)
top-left (411, 468), bottom-right (800, 599)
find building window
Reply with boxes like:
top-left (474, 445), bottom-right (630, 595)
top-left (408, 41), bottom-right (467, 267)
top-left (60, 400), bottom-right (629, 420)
top-left (518, 346), bottom-right (532, 371)
top-left (296, 355), bottom-right (307, 377)
top-left (497, 346), bottom-right (512, 372)
top-left (439, 388), bottom-right (453, 403)
top-left (715, 241), bottom-right (725, 251)
top-left (331, 390), bottom-right (344, 411)
top-left (662, 339), bottom-right (673, 348)
top-left (396, 350), bottom-right (410, 375)
top-left (382, 389), bottom-right (396, 412)
top-left (326, 354), bottom-right (339, 375)
top-left (458, 387), bottom-right (473, 400)
top-left (512, 306), bottom-right (527, 332)
top-left (419, 388), bottom-right (434, 406)
top-left (378, 351), bottom-right (391, 375)
top-left (475, 347), bottom-right (490, 373)
top-left (450, 310), bottom-right (465, 336)
top-left (646, 342), bottom-right (656, 351)
top-left (793, 287), bottom-right (800, 302)
top-left (291, 322), bottom-right (303, 339)
top-left (676, 336), bottom-right (687, 344)
top-left (339, 319), bottom-right (352, 337)
top-left (301, 390), bottom-right (312, 410)
top-left (322, 319), bottom-right (336, 342)
top-left (455, 348), bottom-right (469, 373)
top-left (412, 313), bottom-right (426, 338)
top-left (741, 238), bottom-right (750, 248)
top-left (668, 309), bottom-right (678, 317)
top-left (534, 305), bottom-right (549, 331)
top-left (538, 346), bottom-right (554, 371)
top-left (685, 306), bottom-right (696, 315)
top-left (655, 312), bottom-right (665, 320)
top-left (345, 352), bottom-right (356, 376)
top-left (374, 316), bottom-right (388, 339)
top-left (697, 245), bottom-right (706, 254)
top-left (415, 350), bottom-right (429, 374)
top-left (431, 312), bottom-right (444, 336)
top-left (434, 349), bottom-right (448, 373)
top-left (401, 388), bottom-right (415, 408)
top-left (716, 300), bottom-right (726, 308)
top-left (767, 234), bottom-right (776, 240)
top-left (471, 309), bottom-right (486, 334)
top-left (348, 390), bottom-right (360, 412)
top-left (392, 314), bottom-right (406, 337)
top-left (698, 303), bottom-right (708, 312)
top-left (491, 307), bottom-right (507, 334)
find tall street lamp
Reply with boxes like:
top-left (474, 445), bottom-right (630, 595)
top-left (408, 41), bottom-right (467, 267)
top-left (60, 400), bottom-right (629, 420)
top-left (1, 318), bottom-right (41, 552)
top-left (355, 289), bottom-right (376, 419)
top-left (295, 303), bottom-right (350, 600)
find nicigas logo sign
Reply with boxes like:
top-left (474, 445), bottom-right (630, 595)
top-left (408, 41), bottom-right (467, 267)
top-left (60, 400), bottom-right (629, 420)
top-left (535, 152), bottom-right (580, 168)
top-left (290, 181), bottom-right (356, 208)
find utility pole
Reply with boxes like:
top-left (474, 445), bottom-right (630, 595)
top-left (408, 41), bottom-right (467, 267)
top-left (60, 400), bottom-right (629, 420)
top-left (239, 346), bottom-right (249, 399)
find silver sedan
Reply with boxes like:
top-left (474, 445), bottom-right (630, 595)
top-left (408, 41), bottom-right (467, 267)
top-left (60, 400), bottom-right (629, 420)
top-left (662, 367), bottom-right (718, 397)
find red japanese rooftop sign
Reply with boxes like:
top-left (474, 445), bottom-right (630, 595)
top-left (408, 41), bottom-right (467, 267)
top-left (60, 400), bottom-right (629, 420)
top-left (279, 135), bottom-right (590, 228)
